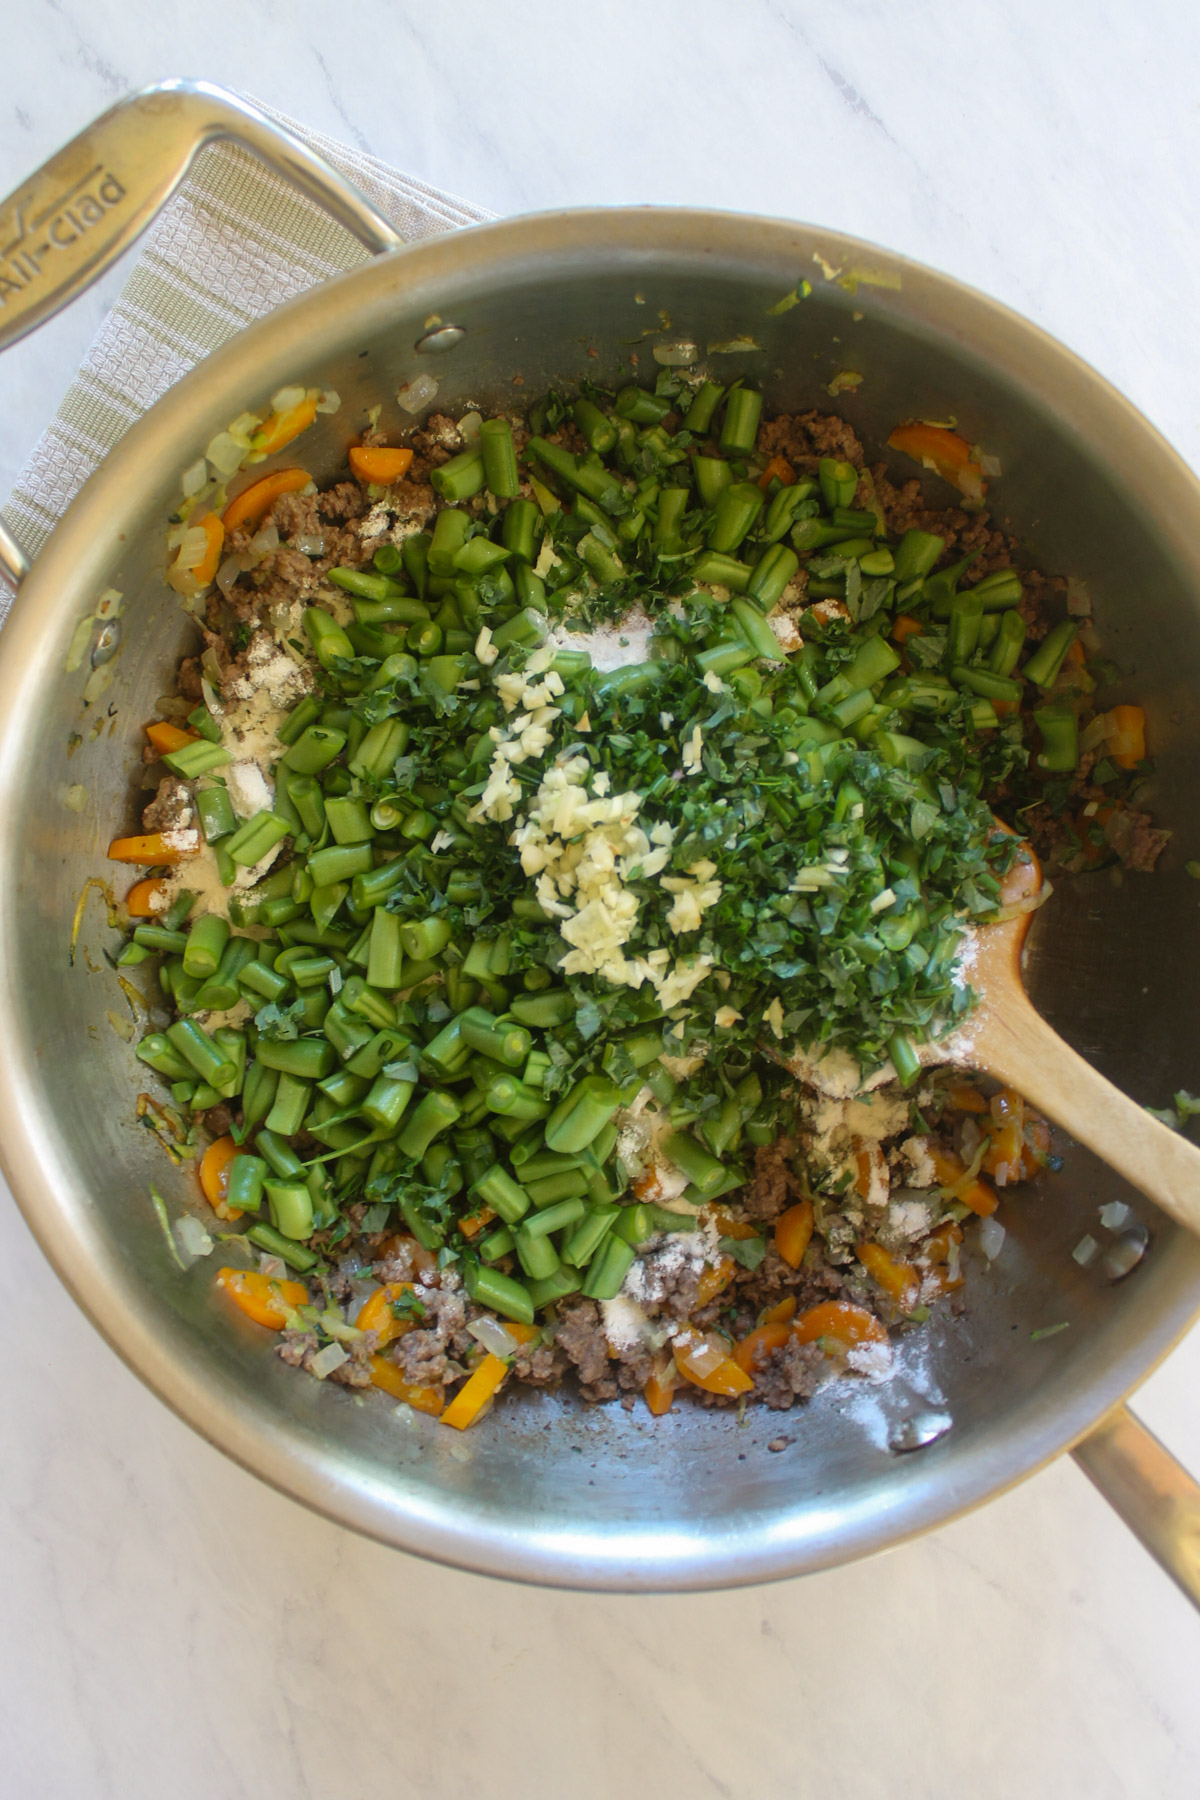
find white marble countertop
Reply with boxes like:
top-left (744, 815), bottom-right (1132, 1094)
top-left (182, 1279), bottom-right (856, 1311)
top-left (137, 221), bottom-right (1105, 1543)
top-left (4, 5), bottom-right (1200, 1794)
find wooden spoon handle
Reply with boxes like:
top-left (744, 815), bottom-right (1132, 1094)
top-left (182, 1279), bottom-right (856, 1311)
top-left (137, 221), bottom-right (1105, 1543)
top-left (969, 992), bottom-right (1200, 1235)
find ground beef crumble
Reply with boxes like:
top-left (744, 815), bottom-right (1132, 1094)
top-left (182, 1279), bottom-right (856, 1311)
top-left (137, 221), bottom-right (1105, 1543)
top-left (742, 1137), bottom-right (803, 1222)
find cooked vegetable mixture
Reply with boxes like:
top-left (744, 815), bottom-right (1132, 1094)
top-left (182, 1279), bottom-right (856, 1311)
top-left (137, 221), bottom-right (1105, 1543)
top-left (108, 368), bottom-right (1162, 1426)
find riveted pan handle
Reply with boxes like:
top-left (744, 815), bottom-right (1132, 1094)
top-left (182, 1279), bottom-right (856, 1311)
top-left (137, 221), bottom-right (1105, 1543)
top-left (0, 78), bottom-right (403, 592)
top-left (0, 77), bottom-right (402, 355)
top-left (1073, 1404), bottom-right (1200, 1612)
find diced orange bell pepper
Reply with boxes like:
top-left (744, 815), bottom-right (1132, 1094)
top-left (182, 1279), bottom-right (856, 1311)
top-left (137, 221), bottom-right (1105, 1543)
top-left (924, 1220), bottom-right (964, 1264)
top-left (852, 1147), bottom-right (874, 1202)
top-left (368, 1355), bottom-right (444, 1415)
top-left (981, 1118), bottom-right (1023, 1184)
top-left (1107, 703), bottom-right (1146, 769)
top-left (193, 512), bottom-right (225, 587)
top-left (708, 1207), bottom-right (760, 1241)
top-left (958, 1178), bottom-right (998, 1216)
top-left (775, 1200), bottom-right (815, 1270)
top-left (254, 394), bottom-right (318, 456)
top-left (947, 1082), bottom-right (988, 1114)
top-left (989, 1087), bottom-right (1024, 1125)
top-left (762, 1295), bottom-right (798, 1326)
top-left (792, 1300), bottom-right (887, 1349)
top-left (694, 1255), bottom-right (737, 1307)
top-left (222, 466), bottom-right (312, 534)
top-left (892, 613), bottom-right (925, 646)
top-left (441, 1353), bottom-right (509, 1430)
top-left (927, 1143), bottom-right (999, 1216)
top-left (643, 1356), bottom-right (677, 1416)
top-left (109, 830), bottom-right (201, 864)
top-left (200, 1134), bottom-right (242, 1221)
top-left (757, 453), bottom-right (795, 492)
top-left (355, 1282), bottom-right (417, 1346)
top-left (124, 877), bottom-right (167, 918)
top-left (985, 1114), bottom-right (1050, 1184)
top-left (1021, 1115), bottom-right (1052, 1177)
top-left (216, 1267), bottom-right (309, 1330)
top-left (921, 1220), bottom-right (965, 1295)
top-left (144, 720), bottom-right (199, 755)
top-left (888, 421), bottom-right (986, 499)
top-left (856, 1240), bottom-right (920, 1309)
top-left (673, 1332), bottom-right (755, 1397)
top-left (459, 1205), bottom-right (496, 1241)
top-left (732, 1322), bottom-right (792, 1375)
top-left (631, 1162), bottom-right (675, 1204)
top-left (349, 444), bottom-right (415, 484)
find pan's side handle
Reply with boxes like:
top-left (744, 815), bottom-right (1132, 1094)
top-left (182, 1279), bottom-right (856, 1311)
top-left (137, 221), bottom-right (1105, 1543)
top-left (0, 78), bottom-right (403, 593)
top-left (0, 77), bottom-right (402, 357)
top-left (1073, 1405), bottom-right (1200, 1611)
top-left (0, 518), bottom-right (29, 589)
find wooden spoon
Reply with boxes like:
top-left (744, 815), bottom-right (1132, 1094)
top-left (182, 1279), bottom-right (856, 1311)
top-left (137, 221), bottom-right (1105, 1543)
top-left (961, 839), bottom-right (1200, 1234)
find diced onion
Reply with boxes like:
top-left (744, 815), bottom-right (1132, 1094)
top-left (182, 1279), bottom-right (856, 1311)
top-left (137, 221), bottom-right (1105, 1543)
top-left (291, 534), bottom-right (326, 557)
top-left (216, 554), bottom-right (244, 598)
top-left (457, 410), bottom-right (482, 443)
top-left (174, 1215), bottom-right (214, 1263)
top-left (673, 1332), bottom-right (725, 1378)
top-left (154, 694), bottom-right (191, 719)
top-left (258, 1254), bottom-right (287, 1278)
top-left (174, 526), bottom-right (209, 572)
top-left (1079, 712), bottom-right (1114, 754)
top-left (314, 389), bottom-right (341, 414)
top-left (1099, 1201), bottom-right (1132, 1231)
top-left (309, 1343), bottom-right (349, 1380)
top-left (1067, 576), bottom-right (1093, 617)
top-left (1073, 1233), bottom-right (1100, 1266)
top-left (978, 452), bottom-right (1003, 478)
top-left (653, 341), bottom-right (698, 367)
top-left (94, 589), bottom-right (124, 622)
top-left (205, 431), bottom-right (246, 478)
top-left (64, 615), bottom-right (96, 673)
top-left (227, 412), bottom-right (261, 441)
top-left (991, 880), bottom-right (1053, 923)
top-left (270, 384), bottom-right (307, 415)
top-left (467, 1315), bottom-right (521, 1359)
top-left (397, 373), bottom-right (439, 413)
top-left (959, 1116), bottom-right (985, 1163)
top-left (181, 458), bottom-right (209, 497)
top-left (977, 1216), bottom-right (1006, 1261)
top-left (248, 523), bottom-right (280, 559)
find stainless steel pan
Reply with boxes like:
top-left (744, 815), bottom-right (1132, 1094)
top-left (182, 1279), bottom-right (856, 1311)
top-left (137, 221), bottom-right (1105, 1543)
top-left (2, 80), bottom-right (1199, 1596)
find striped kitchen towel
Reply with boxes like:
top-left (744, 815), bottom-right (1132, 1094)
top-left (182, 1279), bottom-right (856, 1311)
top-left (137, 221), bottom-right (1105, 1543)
top-left (1, 98), bottom-right (490, 564)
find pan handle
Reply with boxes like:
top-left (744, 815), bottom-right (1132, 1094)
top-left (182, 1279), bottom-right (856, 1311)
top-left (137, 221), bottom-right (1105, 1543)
top-left (0, 78), bottom-right (403, 592)
top-left (1073, 1404), bottom-right (1200, 1611)
top-left (0, 78), bottom-right (402, 356)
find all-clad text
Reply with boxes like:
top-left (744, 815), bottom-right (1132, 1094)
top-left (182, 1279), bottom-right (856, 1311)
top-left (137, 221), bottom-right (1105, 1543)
top-left (0, 169), bottom-right (127, 304)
